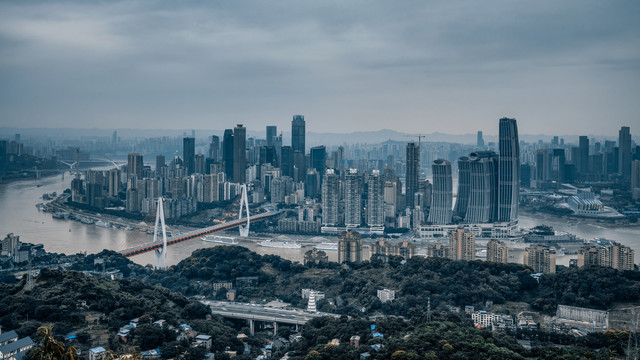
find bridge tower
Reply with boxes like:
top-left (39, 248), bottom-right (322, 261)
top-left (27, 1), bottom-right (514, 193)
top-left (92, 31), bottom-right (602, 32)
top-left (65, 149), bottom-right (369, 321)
top-left (153, 197), bottom-right (168, 269)
top-left (238, 184), bottom-right (250, 237)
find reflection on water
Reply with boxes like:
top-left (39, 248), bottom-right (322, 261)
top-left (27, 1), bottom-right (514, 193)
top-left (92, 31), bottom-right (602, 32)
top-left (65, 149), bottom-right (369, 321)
top-left (1, 173), bottom-right (638, 267)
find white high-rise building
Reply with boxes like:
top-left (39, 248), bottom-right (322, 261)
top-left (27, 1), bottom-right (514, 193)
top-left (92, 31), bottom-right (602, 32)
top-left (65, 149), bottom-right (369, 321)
top-left (322, 169), bottom-right (339, 226)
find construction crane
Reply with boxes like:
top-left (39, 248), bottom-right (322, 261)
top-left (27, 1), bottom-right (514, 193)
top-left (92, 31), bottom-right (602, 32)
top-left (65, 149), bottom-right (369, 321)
top-left (405, 134), bottom-right (426, 147)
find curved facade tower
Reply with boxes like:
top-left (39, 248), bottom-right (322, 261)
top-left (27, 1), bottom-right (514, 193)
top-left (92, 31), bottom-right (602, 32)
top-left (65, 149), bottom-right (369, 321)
top-left (453, 156), bottom-right (470, 220)
top-left (498, 118), bottom-right (520, 222)
top-left (466, 151), bottom-right (498, 223)
top-left (427, 159), bottom-right (452, 225)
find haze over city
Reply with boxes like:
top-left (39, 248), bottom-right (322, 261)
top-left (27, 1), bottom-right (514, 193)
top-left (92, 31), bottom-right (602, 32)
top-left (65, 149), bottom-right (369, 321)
top-left (1, 0), bottom-right (639, 135)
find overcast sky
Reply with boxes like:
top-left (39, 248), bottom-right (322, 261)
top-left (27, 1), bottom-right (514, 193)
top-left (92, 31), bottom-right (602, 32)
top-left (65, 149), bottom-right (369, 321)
top-left (0, 1), bottom-right (638, 136)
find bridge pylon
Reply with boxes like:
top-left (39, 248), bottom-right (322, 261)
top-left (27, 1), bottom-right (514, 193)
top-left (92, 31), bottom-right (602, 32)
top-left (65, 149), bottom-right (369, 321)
top-left (153, 197), bottom-right (168, 269)
top-left (238, 184), bottom-right (250, 237)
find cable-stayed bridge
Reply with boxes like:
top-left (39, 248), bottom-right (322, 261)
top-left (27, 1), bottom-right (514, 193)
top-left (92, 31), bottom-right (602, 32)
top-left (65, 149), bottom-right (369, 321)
top-left (118, 210), bottom-right (281, 258)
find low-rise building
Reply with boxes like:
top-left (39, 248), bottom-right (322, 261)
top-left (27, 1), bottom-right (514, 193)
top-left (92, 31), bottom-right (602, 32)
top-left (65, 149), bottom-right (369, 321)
top-left (377, 289), bottom-right (396, 303)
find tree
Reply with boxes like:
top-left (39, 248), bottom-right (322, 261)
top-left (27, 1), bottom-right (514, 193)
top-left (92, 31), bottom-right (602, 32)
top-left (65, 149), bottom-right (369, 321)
top-left (27, 325), bottom-right (78, 360)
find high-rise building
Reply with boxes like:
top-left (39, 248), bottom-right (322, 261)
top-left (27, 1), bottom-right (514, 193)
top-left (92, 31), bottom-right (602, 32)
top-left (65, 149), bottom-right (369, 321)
top-left (427, 159), bottom-right (452, 225)
top-left (523, 245), bottom-right (556, 274)
top-left (266, 126), bottom-right (277, 147)
top-left (305, 169), bottom-right (319, 198)
top-left (155, 155), bottom-right (165, 174)
top-left (203, 174), bottom-right (220, 203)
top-left (487, 239), bottom-right (508, 263)
top-left (321, 169), bottom-right (339, 226)
top-left (292, 115), bottom-right (306, 154)
top-left (280, 146), bottom-right (294, 178)
top-left (209, 135), bottom-right (220, 161)
top-left (578, 136), bottom-right (589, 174)
top-left (310, 145), bottom-right (326, 177)
top-left (477, 131), bottom-right (484, 148)
top-left (405, 142), bottom-right (420, 209)
top-left (127, 153), bottom-right (144, 179)
top-left (338, 230), bottom-right (362, 263)
top-left (632, 160), bottom-right (640, 200)
top-left (107, 168), bottom-right (120, 197)
top-left (465, 151), bottom-right (498, 224)
top-left (183, 137), bottom-right (195, 175)
top-left (448, 228), bottom-right (475, 261)
top-left (498, 118), bottom-right (520, 222)
top-left (577, 241), bottom-right (634, 271)
top-left (619, 126), bottom-right (632, 182)
top-left (233, 124), bottom-right (247, 183)
top-left (367, 170), bottom-right (384, 227)
top-left (454, 156), bottom-right (470, 220)
top-left (195, 154), bottom-right (205, 174)
top-left (345, 169), bottom-right (361, 227)
top-left (223, 129), bottom-right (234, 181)
top-left (293, 151), bottom-right (306, 183)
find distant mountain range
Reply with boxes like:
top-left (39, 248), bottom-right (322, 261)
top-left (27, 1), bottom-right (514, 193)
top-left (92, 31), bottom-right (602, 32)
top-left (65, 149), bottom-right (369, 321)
top-left (0, 127), bottom-right (633, 147)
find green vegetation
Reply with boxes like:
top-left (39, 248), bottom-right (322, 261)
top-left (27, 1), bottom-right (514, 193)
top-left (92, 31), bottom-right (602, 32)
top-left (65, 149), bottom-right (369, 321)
top-left (287, 316), bottom-right (631, 360)
top-left (146, 246), bottom-right (640, 317)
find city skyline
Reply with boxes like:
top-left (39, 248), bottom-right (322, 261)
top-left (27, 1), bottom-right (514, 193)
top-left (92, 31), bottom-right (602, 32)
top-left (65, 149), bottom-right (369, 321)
top-left (1, 1), bottom-right (639, 135)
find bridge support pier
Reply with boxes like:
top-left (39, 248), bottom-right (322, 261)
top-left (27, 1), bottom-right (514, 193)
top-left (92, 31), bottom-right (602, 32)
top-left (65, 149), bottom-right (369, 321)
top-left (248, 319), bottom-right (254, 335)
top-left (273, 321), bottom-right (278, 336)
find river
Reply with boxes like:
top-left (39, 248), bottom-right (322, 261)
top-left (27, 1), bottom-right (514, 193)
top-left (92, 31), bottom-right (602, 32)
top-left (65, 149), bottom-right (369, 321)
top-left (1, 173), bottom-right (638, 267)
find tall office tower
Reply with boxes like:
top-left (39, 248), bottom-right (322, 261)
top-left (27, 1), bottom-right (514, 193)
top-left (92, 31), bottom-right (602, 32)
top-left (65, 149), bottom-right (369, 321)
top-left (498, 117), bottom-right (520, 222)
top-left (454, 156), bottom-right (470, 220)
top-left (344, 169), bottom-right (362, 227)
top-left (223, 129), bottom-right (234, 181)
top-left (322, 169), bottom-right (340, 226)
top-left (155, 155), bottom-right (165, 173)
top-left (305, 169), bottom-right (319, 198)
top-left (266, 126), bottom-right (277, 146)
top-left (86, 170), bottom-right (104, 207)
top-left (112, 131), bottom-right (118, 145)
top-left (310, 145), bottom-right (326, 176)
top-left (127, 153), bottom-right (144, 179)
top-left (632, 160), bottom-right (640, 200)
top-left (272, 133), bottom-right (283, 166)
top-left (233, 124), bottom-right (247, 183)
top-left (487, 239), bottom-right (509, 263)
top-left (292, 115), bottom-right (306, 154)
top-left (280, 146), bottom-right (294, 178)
top-left (523, 245), bottom-right (556, 274)
top-left (293, 151), bottom-right (306, 182)
top-left (209, 135), bottom-right (220, 161)
top-left (405, 142), bottom-right (420, 209)
top-left (427, 159), bottom-right (452, 225)
top-left (477, 131), bottom-right (484, 148)
top-left (619, 126), bottom-right (632, 182)
top-left (195, 154), bottom-right (205, 174)
top-left (338, 230), bottom-right (363, 263)
top-left (448, 228), bottom-right (475, 261)
top-left (183, 137), bottom-right (195, 175)
top-left (367, 170), bottom-right (384, 227)
top-left (578, 135), bottom-right (589, 173)
top-left (465, 151), bottom-right (498, 223)
top-left (107, 168), bottom-right (120, 197)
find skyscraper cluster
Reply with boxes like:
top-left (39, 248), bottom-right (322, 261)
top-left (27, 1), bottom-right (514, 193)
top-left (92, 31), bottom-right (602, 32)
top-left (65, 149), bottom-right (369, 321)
top-left (428, 118), bottom-right (520, 226)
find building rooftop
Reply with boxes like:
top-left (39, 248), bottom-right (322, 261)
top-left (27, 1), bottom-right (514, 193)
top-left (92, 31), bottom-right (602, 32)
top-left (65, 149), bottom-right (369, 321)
top-left (0, 330), bottom-right (19, 346)
top-left (0, 337), bottom-right (34, 356)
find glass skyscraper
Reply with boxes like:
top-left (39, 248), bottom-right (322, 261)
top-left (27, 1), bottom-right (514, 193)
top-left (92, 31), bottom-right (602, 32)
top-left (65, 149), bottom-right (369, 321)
top-left (466, 151), bottom-right (498, 224)
top-left (453, 156), bottom-right (470, 220)
top-left (183, 137), bottom-right (195, 175)
top-left (427, 159), bottom-right (452, 225)
top-left (498, 117), bottom-right (520, 222)
top-left (405, 142), bottom-right (420, 209)
top-left (291, 115), bottom-right (306, 154)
